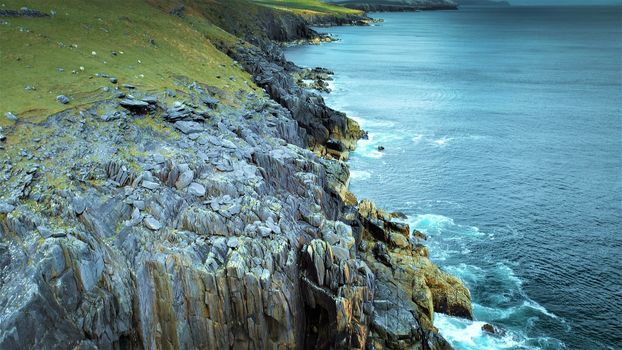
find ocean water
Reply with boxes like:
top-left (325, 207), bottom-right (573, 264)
top-left (285, 6), bottom-right (622, 350)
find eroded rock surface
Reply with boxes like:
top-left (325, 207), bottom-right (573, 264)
top-left (0, 11), bottom-right (471, 350)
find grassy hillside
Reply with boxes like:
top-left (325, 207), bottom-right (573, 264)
top-left (0, 0), bottom-right (364, 128)
top-left (252, 0), bottom-right (362, 15)
top-left (0, 0), bottom-right (259, 127)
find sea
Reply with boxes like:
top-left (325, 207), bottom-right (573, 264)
top-left (285, 6), bottom-right (622, 349)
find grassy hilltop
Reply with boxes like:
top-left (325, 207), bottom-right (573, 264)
top-left (0, 0), bottom-right (360, 127)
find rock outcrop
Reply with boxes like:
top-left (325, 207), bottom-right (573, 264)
top-left (0, 2), bottom-right (471, 349)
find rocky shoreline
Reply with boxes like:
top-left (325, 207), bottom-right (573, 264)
top-left (0, 4), bottom-right (471, 350)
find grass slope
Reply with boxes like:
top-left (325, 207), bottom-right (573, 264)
top-left (0, 0), bottom-right (256, 126)
top-left (252, 0), bottom-right (362, 15)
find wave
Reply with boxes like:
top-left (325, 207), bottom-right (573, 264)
top-left (435, 313), bottom-right (565, 350)
top-left (350, 170), bottom-right (372, 180)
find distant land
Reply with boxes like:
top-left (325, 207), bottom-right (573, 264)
top-left (326, 0), bottom-right (459, 11)
top-left (458, 0), bottom-right (511, 6)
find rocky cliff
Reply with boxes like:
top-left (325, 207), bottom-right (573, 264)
top-left (0, 1), bottom-right (471, 349)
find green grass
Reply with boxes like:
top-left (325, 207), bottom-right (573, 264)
top-left (252, 0), bottom-right (363, 15)
top-left (0, 0), bottom-right (256, 126)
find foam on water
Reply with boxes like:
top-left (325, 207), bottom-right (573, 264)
top-left (435, 313), bottom-right (533, 350)
top-left (350, 170), bottom-right (372, 180)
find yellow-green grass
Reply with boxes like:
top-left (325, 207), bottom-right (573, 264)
top-left (0, 0), bottom-right (257, 127)
top-left (252, 0), bottom-right (363, 15)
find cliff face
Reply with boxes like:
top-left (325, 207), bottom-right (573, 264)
top-left (0, 1), bottom-right (471, 349)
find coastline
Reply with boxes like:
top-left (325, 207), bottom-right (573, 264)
top-left (0, 3), bottom-right (473, 349)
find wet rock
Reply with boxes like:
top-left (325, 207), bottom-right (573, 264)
top-left (413, 229), bottom-right (428, 241)
top-left (482, 323), bottom-right (496, 334)
top-left (56, 95), bottom-right (70, 104)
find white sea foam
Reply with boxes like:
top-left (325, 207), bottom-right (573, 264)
top-left (435, 313), bottom-right (527, 350)
top-left (350, 170), bottom-right (372, 180)
top-left (432, 136), bottom-right (453, 147)
top-left (412, 133), bottom-right (425, 144)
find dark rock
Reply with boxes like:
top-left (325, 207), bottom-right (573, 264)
top-left (413, 229), bottom-right (428, 241)
top-left (326, 139), bottom-right (345, 152)
top-left (482, 323), bottom-right (496, 334)
top-left (122, 83), bottom-right (135, 89)
top-left (109, 77), bottom-right (118, 84)
top-left (0, 8), bottom-right (50, 17)
top-left (141, 96), bottom-right (158, 104)
top-left (377, 145), bottom-right (385, 151)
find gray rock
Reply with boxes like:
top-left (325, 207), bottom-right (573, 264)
top-left (143, 216), bottom-right (162, 231)
top-left (141, 96), bottom-right (158, 104)
top-left (227, 237), bottom-right (239, 249)
top-left (175, 170), bottom-right (194, 189)
top-left (101, 111), bottom-right (123, 122)
top-left (72, 197), bottom-right (86, 215)
top-left (5, 112), bottom-right (18, 121)
top-left (120, 99), bottom-right (149, 110)
top-left (109, 77), bottom-right (118, 84)
top-left (56, 95), bottom-right (70, 104)
top-left (173, 121), bottom-right (203, 134)
top-left (0, 202), bottom-right (15, 214)
top-left (141, 180), bottom-right (159, 190)
top-left (187, 182), bottom-right (206, 197)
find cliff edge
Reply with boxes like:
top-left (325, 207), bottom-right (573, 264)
top-left (0, 1), bottom-right (471, 349)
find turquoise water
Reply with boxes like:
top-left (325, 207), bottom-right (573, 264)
top-left (286, 6), bottom-right (622, 349)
